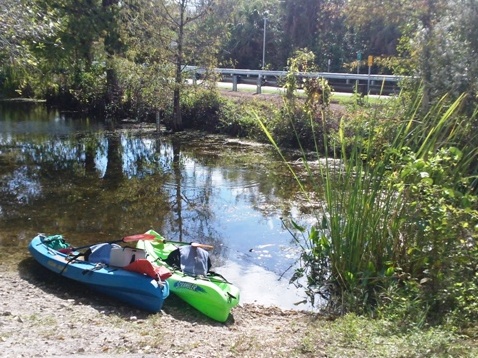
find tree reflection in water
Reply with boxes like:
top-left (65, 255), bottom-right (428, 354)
top-left (0, 103), bottom-right (317, 309)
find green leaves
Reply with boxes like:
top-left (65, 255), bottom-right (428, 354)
top-left (262, 78), bottom-right (478, 328)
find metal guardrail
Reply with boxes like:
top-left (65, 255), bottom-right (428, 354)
top-left (184, 66), bottom-right (404, 95)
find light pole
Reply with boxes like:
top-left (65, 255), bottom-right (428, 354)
top-left (262, 14), bottom-right (268, 70)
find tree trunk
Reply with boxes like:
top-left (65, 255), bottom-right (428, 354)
top-left (172, 1), bottom-right (186, 132)
top-left (173, 82), bottom-right (182, 131)
top-left (102, 0), bottom-right (121, 119)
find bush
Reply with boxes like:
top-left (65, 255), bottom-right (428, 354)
top-left (180, 89), bottom-right (276, 140)
top-left (181, 90), bottom-right (224, 131)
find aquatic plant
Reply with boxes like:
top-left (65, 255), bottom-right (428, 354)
top-left (259, 83), bottom-right (478, 328)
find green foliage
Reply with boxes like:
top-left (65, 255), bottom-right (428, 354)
top-left (217, 100), bottom-right (266, 138)
top-left (259, 83), bottom-right (478, 330)
top-left (113, 57), bottom-right (172, 119)
top-left (180, 89), bottom-right (224, 131)
top-left (266, 49), bottom-right (334, 151)
top-left (0, 65), bottom-right (31, 98)
top-left (346, 0), bottom-right (478, 113)
top-left (179, 89), bottom-right (271, 139)
top-left (216, 0), bottom-right (283, 69)
top-left (283, 49), bottom-right (316, 101)
top-left (269, 105), bottom-right (322, 149)
top-left (392, 148), bottom-right (478, 325)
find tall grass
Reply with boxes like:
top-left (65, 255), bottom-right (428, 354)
top-left (259, 89), bottom-right (478, 326)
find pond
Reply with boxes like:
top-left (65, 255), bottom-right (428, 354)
top-left (0, 102), bottom-right (318, 311)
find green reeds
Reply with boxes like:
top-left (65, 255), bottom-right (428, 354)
top-left (259, 90), bottom-right (478, 318)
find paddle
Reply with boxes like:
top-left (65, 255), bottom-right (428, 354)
top-left (191, 242), bottom-right (214, 250)
top-left (153, 237), bottom-right (214, 250)
top-left (59, 233), bottom-right (156, 253)
top-left (143, 230), bottom-right (214, 250)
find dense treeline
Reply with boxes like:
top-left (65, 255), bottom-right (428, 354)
top-left (1, 0), bottom-right (478, 128)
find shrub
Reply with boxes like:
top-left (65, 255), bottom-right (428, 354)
top-left (259, 86), bottom-right (478, 330)
top-left (181, 89), bottom-right (224, 131)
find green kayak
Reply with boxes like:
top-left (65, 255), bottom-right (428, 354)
top-left (136, 230), bottom-right (240, 322)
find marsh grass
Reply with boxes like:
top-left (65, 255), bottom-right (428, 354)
top-left (259, 86), bottom-right (478, 327)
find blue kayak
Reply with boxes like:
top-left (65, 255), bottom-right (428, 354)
top-left (28, 234), bottom-right (169, 313)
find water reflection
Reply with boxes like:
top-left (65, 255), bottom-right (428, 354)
top-left (0, 102), bottom-right (104, 139)
top-left (0, 102), bottom-right (316, 310)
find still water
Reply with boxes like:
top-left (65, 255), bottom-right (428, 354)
top-left (0, 102), bottom-right (317, 310)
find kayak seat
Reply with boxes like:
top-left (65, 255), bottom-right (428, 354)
top-left (109, 246), bottom-right (146, 267)
top-left (84, 243), bottom-right (146, 267)
top-left (84, 243), bottom-right (121, 265)
top-left (165, 245), bottom-right (212, 276)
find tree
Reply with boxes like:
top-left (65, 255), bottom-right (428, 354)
top-left (158, 0), bottom-right (215, 131)
top-left (0, 0), bottom-right (61, 60)
top-left (344, 0), bottom-right (478, 108)
top-left (313, 0), bottom-right (351, 72)
top-left (217, 0), bottom-right (351, 71)
top-left (0, 0), bottom-right (61, 96)
top-left (120, 0), bottom-right (221, 129)
top-left (219, 6), bottom-right (265, 69)
top-left (101, 0), bottom-right (125, 116)
top-left (282, 0), bottom-right (320, 56)
top-left (1, 0), bottom-right (115, 106)
top-left (422, 0), bottom-right (478, 110)
top-left (216, 0), bottom-right (282, 69)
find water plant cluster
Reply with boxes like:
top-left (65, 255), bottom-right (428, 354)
top-left (254, 60), bottom-right (478, 336)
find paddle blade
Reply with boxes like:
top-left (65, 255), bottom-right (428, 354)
top-left (123, 233), bottom-right (156, 242)
top-left (191, 242), bottom-right (214, 250)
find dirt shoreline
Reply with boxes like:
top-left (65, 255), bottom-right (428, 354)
top-left (0, 257), bottom-right (323, 358)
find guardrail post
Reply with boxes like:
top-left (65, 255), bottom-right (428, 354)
top-left (256, 74), bottom-right (262, 94)
top-left (232, 75), bottom-right (238, 91)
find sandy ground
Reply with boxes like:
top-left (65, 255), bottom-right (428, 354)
top-left (0, 257), bottom-right (324, 358)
